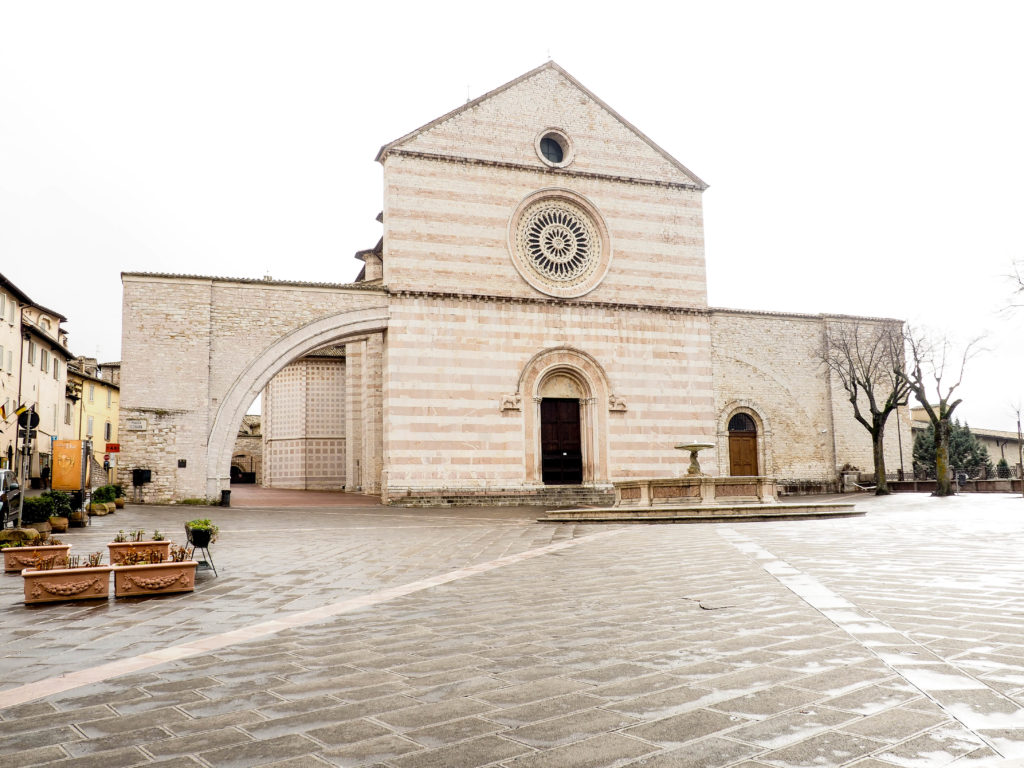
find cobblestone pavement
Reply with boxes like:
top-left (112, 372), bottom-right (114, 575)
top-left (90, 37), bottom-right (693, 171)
top-left (2, 493), bottom-right (1024, 767)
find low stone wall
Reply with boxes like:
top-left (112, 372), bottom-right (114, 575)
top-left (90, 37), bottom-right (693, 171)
top-left (614, 476), bottom-right (777, 506)
top-left (888, 479), bottom-right (1022, 494)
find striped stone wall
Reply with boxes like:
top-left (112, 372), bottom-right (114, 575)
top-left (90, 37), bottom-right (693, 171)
top-left (381, 294), bottom-right (716, 500)
top-left (382, 155), bottom-right (707, 309)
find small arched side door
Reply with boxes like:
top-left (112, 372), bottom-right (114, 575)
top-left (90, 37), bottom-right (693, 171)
top-left (728, 413), bottom-right (759, 476)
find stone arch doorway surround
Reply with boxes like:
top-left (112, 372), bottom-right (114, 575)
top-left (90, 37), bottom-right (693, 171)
top-left (515, 347), bottom-right (611, 485)
top-left (717, 403), bottom-right (769, 478)
top-left (205, 308), bottom-right (389, 499)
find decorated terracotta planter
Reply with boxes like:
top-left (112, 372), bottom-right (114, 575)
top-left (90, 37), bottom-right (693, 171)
top-left (113, 561), bottom-right (197, 597)
top-left (23, 566), bottom-right (111, 604)
top-left (3, 544), bottom-right (71, 573)
top-left (107, 541), bottom-right (172, 565)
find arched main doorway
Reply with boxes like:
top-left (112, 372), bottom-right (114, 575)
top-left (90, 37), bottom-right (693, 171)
top-left (728, 413), bottom-right (759, 476)
top-left (516, 347), bottom-right (613, 486)
top-left (539, 373), bottom-right (584, 484)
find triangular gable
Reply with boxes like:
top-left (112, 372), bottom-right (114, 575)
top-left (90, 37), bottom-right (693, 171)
top-left (376, 62), bottom-right (707, 189)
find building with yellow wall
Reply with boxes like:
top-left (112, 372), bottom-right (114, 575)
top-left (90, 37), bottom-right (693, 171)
top-left (66, 358), bottom-right (120, 484)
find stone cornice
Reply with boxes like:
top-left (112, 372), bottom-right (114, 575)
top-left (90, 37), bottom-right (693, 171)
top-left (710, 306), bottom-right (904, 324)
top-left (384, 149), bottom-right (706, 192)
top-left (121, 272), bottom-right (387, 292)
top-left (388, 288), bottom-right (710, 316)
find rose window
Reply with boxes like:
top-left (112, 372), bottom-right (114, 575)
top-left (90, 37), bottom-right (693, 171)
top-left (514, 198), bottom-right (602, 290)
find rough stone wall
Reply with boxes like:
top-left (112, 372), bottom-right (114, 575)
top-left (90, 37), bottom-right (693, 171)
top-left (710, 310), bottom-right (912, 484)
top-left (118, 275), bottom-right (386, 502)
top-left (382, 294), bottom-right (715, 499)
top-left (231, 433), bottom-right (262, 483)
top-left (262, 357), bottom-right (346, 490)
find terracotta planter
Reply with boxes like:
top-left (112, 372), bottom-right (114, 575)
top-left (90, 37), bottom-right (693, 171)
top-left (89, 503), bottom-right (109, 516)
top-left (23, 566), bottom-right (111, 604)
top-left (68, 510), bottom-right (87, 527)
top-left (114, 561), bottom-right (197, 597)
top-left (114, 497), bottom-right (125, 509)
top-left (27, 521), bottom-right (52, 535)
top-left (107, 540), bottom-right (172, 565)
top-left (4, 544), bottom-right (71, 573)
top-left (48, 516), bottom-right (69, 533)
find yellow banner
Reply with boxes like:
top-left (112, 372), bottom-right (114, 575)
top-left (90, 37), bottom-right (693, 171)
top-left (52, 440), bottom-right (85, 491)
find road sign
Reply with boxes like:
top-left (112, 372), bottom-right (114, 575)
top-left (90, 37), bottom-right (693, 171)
top-left (106, 443), bottom-right (120, 453)
top-left (18, 410), bottom-right (39, 429)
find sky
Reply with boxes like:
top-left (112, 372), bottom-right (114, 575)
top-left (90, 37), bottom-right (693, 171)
top-left (1, 1), bottom-right (1022, 431)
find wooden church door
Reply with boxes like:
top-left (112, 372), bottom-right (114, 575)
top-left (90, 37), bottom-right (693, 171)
top-left (541, 398), bottom-right (583, 484)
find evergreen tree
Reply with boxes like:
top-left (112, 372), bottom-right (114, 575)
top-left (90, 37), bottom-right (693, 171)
top-left (913, 420), bottom-right (993, 478)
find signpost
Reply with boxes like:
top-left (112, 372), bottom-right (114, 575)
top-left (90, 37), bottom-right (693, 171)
top-left (15, 407), bottom-right (39, 529)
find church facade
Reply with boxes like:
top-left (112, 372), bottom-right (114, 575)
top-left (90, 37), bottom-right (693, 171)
top-left (119, 63), bottom-right (910, 504)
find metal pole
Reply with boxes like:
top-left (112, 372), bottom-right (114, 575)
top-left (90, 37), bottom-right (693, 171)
top-left (1017, 412), bottom-right (1023, 499)
top-left (14, 406), bottom-right (32, 529)
top-left (896, 404), bottom-right (904, 480)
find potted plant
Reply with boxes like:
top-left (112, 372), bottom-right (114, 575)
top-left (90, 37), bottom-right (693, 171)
top-left (184, 519), bottom-right (219, 548)
top-left (44, 490), bottom-right (72, 533)
top-left (90, 485), bottom-right (117, 516)
top-left (20, 496), bottom-right (53, 535)
top-left (107, 528), bottom-right (172, 565)
top-left (113, 544), bottom-right (197, 597)
top-left (3, 533), bottom-right (71, 573)
top-left (22, 551), bottom-right (111, 604)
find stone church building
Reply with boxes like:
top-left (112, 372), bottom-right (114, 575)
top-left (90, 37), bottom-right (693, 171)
top-left (119, 62), bottom-right (910, 505)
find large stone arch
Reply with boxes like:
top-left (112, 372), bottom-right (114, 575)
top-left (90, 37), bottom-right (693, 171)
top-left (118, 274), bottom-right (390, 502)
top-left (515, 346), bottom-right (612, 484)
top-left (205, 308), bottom-right (389, 498)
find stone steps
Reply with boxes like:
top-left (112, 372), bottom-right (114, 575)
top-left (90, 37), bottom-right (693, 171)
top-left (390, 485), bottom-right (616, 508)
top-left (540, 501), bottom-right (861, 523)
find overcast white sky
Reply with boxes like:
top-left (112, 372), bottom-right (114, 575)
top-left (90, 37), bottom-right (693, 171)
top-left (2, 2), bottom-right (1022, 431)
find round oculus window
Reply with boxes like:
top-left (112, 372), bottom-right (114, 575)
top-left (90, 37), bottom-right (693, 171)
top-left (509, 190), bottom-right (612, 298)
top-left (535, 129), bottom-right (573, 168)
top-left (539, 136), bottom-right (563, 164)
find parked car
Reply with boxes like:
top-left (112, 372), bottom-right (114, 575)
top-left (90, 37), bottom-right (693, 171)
top-left (1, 469), bottom-right (22, 527)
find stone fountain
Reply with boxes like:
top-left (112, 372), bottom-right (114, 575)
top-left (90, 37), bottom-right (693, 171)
top-left (675, 442), bottom-right (715, 476)
top-left (540, 440), bottom-right (859, 523)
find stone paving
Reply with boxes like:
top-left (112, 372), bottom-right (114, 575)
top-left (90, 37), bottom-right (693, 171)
top-left (2, 493), bottom-right (1024, 767)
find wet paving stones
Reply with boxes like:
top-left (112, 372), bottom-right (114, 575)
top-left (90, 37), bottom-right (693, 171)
top-left (4, 494), bottom-right (1024, 765)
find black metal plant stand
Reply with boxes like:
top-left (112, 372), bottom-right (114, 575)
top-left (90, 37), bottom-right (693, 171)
top-left (185, 525), bottom-right (217, 576)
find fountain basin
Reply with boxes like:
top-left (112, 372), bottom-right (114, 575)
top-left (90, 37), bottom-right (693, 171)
top-left (613, 475), bottom-right (777, 506)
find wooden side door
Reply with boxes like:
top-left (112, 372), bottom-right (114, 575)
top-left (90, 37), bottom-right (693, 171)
top-left (541, 398), bottom-right (583, 485)
top-left (729, 434), bottom-right (758, 476)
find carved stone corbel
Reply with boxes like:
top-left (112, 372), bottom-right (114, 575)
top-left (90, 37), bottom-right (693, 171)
top-left (500, 394), bottom-right (522, 412)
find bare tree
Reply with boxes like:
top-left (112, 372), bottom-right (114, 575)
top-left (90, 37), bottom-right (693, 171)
top-left (821, 319), bottom-right (909, 494)
top-left (901, 328), bottom-right (983, 496)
